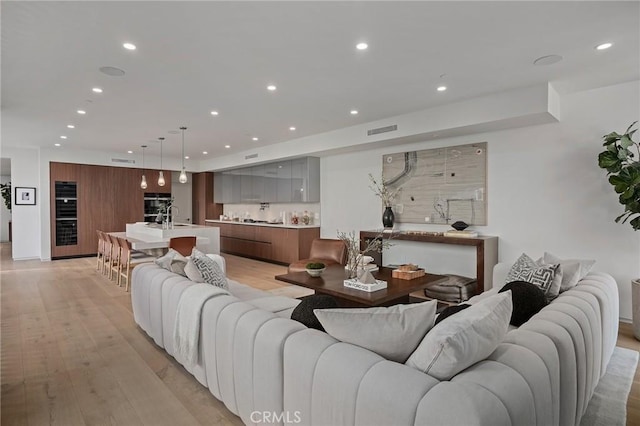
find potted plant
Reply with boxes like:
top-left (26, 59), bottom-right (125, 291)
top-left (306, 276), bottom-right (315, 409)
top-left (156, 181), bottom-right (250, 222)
top-left (597, 121), bottom-right (640, 339)
top-left (0, 181), bottom-right (11, 212)
top-left (337, 230), bottom-right (394, 280)
top-left (305, 262), bottom-right (326, 277)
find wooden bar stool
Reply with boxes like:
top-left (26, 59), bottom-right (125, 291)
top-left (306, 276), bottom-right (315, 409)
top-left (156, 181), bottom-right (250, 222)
top-left (101, 231), bottom-right (113, 276)
top-left (169, 236), bottom-right (197, 256)
top-left (117, 237), bottom-right (155, 291)
top-left (107, 234), bottom-right (122, 281)
top-left (96, 230), bottom-right (105, 273)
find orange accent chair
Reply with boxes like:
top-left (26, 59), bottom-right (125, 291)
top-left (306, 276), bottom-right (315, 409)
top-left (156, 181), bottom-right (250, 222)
top-left (169, 236), bottom-right (197, 256)
top-left (287, 238), bottom-right (348, 273)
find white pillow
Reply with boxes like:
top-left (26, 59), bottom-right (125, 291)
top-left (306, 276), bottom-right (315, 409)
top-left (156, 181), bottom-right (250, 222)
top-left (155, 249), bottom-right (186, 270)
top-left (184, 258), bottom-right (204, 283)
top-left (405, 291), bottom-right (512, 380)
top-left (542, 252), bottom-right (595, 292)
top-left (314, 300), bottom-right (438, 363)
top-left (505, 253), bottom-right (562, 300)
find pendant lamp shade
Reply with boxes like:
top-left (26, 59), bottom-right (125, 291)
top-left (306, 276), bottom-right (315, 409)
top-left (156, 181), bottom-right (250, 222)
top-left (140, 145), bottom-right (148, 189)
top-left (179, 126), bottom-right (188, 184)
top-left (158, 137), bottom-right (166, 187)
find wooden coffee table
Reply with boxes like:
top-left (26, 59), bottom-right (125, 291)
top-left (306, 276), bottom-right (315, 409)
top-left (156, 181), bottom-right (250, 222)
top-left (275, 266), bottom-right (448, 307)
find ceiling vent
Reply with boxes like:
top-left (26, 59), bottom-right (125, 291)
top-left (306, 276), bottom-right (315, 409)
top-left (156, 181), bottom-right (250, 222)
top-left (367, 124), bottom-right (398, 136)
top-left (112, 158), bottom-right (135, 164)
top-left (245, 153), bottom-right (258, 160)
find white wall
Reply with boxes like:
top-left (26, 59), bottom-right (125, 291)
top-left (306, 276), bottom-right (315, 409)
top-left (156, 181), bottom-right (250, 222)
top-left (321, 80), bottom-right (640, 320)
top-left (0, 175), bottom-right (11, 242)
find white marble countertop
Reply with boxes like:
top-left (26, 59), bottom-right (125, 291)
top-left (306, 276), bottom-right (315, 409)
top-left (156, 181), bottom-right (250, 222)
top-left (205, 219), bottom-right (319, 229)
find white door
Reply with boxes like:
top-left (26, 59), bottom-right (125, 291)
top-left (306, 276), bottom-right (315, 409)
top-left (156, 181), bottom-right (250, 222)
top-left (171, 172), bottom-right (192, 223)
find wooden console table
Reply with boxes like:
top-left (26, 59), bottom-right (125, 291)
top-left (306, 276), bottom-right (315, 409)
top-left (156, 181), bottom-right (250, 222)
top-left (360, 231), bottom-right (499, 293)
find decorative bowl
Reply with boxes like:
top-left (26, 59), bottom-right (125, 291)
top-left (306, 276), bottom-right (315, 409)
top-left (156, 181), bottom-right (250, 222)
top-left (306, 268), bottom-right (325, 277)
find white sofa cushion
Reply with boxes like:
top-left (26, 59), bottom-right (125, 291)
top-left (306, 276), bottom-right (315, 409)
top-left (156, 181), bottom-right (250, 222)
top-left (314, 300), bottom-right (438, 363)
top-left (405, 291), bottom-right (512, 380)
top-left (542, 252), bottom-right (595, 292)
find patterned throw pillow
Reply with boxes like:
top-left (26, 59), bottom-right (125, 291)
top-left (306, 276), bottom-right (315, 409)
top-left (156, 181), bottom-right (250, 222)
top-left (191, 254), bottom-right (229, 289)
top-left (505, 253), bottom-right (562, 300)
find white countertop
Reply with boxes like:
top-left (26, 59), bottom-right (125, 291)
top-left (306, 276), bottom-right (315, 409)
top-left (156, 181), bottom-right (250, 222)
top-left (205, 219), bottom-right (319, 229)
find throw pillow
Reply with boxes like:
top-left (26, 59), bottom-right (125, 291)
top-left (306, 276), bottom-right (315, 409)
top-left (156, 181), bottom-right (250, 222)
top-left (191, 254), bottom-right (229, 289)
top-left (314, 300), bottom-right (438, 363)
top-left (170, 259), bottom-right (188, 277)
top-left (505, 253), bottom-right (562, 300)
top-left (434, 304), bottom-right (471, 326)
top-left (542, 252), bottom-right (596, 292)
top-left (290, 295), bottom-right (339, 331)
top-left (155, 249), bottom-right (186, 271)
top-left (405, 291), bottom-right (512, 380)
top-left (499, 281), bottom-right (547, 326)
top-left (184, 258), bottom-right (204, 283)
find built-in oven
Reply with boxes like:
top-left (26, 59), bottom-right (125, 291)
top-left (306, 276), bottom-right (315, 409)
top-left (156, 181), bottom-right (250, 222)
top-left (144, 193), bottom-right (172, 222)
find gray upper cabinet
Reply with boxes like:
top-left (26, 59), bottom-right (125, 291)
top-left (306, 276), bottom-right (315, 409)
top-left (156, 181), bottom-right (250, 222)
top-left (213, 157), bottom-right (319, 204)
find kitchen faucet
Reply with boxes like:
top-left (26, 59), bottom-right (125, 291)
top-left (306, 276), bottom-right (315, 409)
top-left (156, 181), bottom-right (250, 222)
top-left (165, 205), bottom-right (180, 229)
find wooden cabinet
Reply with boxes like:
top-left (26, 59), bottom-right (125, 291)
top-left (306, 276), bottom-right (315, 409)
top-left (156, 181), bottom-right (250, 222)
top-left (209, 222), bottom-right (319, 265)
top-left (49, 162), bottom-right (171, 258)
top-left (192, 172), bottom-right (223, 225)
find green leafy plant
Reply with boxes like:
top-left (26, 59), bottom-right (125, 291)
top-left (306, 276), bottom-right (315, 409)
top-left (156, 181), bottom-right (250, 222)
top-left (305, 262), bottom-right (325, 270)
top-left (0, 182), bottom-right (11, 212)
top-left (598, 121), bottom-right (640, 230)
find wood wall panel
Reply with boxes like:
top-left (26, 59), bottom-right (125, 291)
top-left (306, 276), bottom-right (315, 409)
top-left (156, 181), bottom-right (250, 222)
top-left (192, 172), bottom-right (223, 225)
top-left (50, 163), bottom-right (149, 258)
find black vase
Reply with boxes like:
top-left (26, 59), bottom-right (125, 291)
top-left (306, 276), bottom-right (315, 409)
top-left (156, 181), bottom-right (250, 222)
top-left (382, 206), bottom-right (395, 228)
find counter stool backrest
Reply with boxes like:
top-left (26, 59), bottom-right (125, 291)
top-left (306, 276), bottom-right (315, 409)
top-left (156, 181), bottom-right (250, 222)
top-left (169, 236), bottom-right (197, 256)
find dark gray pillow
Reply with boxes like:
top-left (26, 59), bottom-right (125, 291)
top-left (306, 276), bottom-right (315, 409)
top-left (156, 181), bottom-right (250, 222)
top-left (291, 295), bottom-right (339, 331)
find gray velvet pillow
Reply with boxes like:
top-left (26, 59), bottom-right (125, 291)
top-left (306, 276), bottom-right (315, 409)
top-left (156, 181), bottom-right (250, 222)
top-left (542, 252), bottom-right (595, 292)
top-left (314, 300), bottom-right (438, 363)
top-left (170, 259), bottom-right (188, 277)
top-left (155, 249), bottom-right (186, 271)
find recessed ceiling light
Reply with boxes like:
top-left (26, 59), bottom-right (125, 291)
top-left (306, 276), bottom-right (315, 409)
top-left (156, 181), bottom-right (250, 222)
top-left (356, 42), bottom-right (368, 50)
top-left (289, 126), bottom-right (296, 131)
top-left (596, 42), bottom-right (613, 50)
top-left (533, 54), bottom-right (563, 66)
top-left (210, 111), bottom-right (219, 116)
top-left (252, 137), bottom-right (259, 141)
top-left (99, 66), bottom-right (125, 77)
top-left (267, 85), bottom-right (277, 91)
top-left (184, 156), bottom-right (189, 160)
top-left (437, 86), bottom-right (447, 92)
top-left (77, 110), bottom-right (86, 115)
top-left (67, 124), bottom-right (75, 129)
top-left (224, 145), bottom-right (231, 149)
top-left (202, 151), bottom-right (208, 155)
top-left (127, 150), bottom-right (133, 154)
top-left (350, 110), bottom-right (358, 115)
top-left (60, 135), bottom-right (67, 139)
top-left (123, 42), bottom-right (136, 50)
top-left (54, 143), bottom-right (61, 147)
top-left (92, 87), bottom-right (103, 93)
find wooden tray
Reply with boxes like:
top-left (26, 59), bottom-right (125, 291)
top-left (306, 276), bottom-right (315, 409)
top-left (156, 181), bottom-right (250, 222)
top-left (392, 268), bottom-right (425, 280)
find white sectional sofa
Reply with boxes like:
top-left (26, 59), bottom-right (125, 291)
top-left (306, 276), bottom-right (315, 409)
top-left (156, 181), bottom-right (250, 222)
top-left (131, 260), bottom-right (619, 426)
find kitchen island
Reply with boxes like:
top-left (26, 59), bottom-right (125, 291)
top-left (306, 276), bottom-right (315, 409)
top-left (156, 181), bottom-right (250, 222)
top-left (205, 219), bottom-right (319, 264)
top-left (125, 222), bottom-right (220, 254)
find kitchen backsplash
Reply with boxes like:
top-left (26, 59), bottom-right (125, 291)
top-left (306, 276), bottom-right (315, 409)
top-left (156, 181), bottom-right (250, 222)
top-left (222, 203), bottom-right (320, 224)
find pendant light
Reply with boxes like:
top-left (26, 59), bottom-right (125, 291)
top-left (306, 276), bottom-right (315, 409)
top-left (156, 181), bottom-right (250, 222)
top-left (179, 126), bottom-right (188, 183)
top-left (157, 137), bottom-right (166, 187)
top-left (140, 145), bottom-right (148, 189)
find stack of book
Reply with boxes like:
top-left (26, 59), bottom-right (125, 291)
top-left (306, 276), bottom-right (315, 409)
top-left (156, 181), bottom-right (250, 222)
top-left (443, 230), bottom-right (479, 238)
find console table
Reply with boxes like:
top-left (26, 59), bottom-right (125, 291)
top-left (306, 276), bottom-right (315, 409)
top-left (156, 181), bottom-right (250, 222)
top-left (360, 231), bottom-right (499, 293)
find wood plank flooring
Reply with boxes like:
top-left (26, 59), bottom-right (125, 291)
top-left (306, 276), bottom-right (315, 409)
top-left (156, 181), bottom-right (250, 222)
top-left (1, 242), bottom-right (639, 425)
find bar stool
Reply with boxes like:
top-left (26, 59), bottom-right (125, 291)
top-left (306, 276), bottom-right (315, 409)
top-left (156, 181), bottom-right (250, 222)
top-left (96, 230), bottom-right (105, 273)
top-left (107, 234), bottom-right (122, 281)
top-left (169, 236), bottom-right (197, 256)
top-left (101, 231), bottom-right (113, 276)
top-left (117, 237), bottom-right (155, 291)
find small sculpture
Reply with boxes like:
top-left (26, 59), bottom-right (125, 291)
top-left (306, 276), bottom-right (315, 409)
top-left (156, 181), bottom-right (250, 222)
top-left (451, 221), bottom-right (469, 231)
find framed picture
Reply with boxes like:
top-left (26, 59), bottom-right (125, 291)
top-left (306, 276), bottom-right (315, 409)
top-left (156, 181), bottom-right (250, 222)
top-left (15, 187), bottom-right (36, 205)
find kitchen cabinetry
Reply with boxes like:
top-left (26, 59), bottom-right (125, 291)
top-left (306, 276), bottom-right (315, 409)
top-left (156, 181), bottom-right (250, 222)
top-left (213, 157), bottom-right (320, 204)
top-left (49, 162), bottom-right (171, 259)
top-left (207, 221), bottom-right (319, 264)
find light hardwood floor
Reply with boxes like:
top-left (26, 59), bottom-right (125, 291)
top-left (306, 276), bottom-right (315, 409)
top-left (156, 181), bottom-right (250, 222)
top-left (1, 242), bottom-right (639, 425)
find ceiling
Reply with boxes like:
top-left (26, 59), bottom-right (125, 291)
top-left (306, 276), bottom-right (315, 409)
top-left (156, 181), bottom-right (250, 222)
top-left (2, 1), bottom-right (638, 164)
